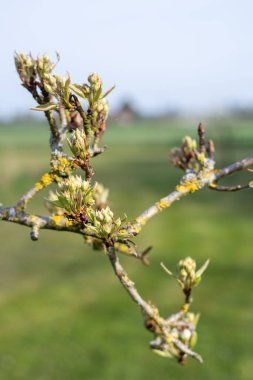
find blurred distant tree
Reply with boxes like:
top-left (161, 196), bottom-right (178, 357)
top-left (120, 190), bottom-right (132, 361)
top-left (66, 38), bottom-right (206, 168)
top-left (1, 53), bottom-right (253, 364)
top-left (110, 100), bottom-right (139, 124)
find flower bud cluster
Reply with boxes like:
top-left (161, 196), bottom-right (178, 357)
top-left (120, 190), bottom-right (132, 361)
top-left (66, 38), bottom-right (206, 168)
top-left (182, 136), bottom-right (197, 158)
top-left (47, 176), bottom-right (131, 242)
top-left (171, 133), bottom-right (217, 176)
top-left (88, 72), bottom-right (102, 91)
top-left (14, 52), bottom-right (36, 84)
top-left (170, 312), bottom-right (199, 349)
top-left (48, 73), bottom-right (71, 108)
top-left (37, 55), bottom-right (55, 80)
top-left (70, 72), bottom-right (102, 100)
top-left (93, 99), bottom-right (109, 121)
top-left (85, 207), bottom-right (130, 241)
top-left (170, 136), bottom-right (197, 171)
top-left (15, 52), bottom-right (74, 111)
top-left (177, 257), bottom-right (209, 296)
top-left (15, 53), bottom-right (57, 87)
top-left (67, 129), bottom-right (87, 160)
top-left (177, 257), bottom-right (196, 296)
top-left (70, 72), bottom-right (113, 131)
top-left (15, 52), bottom-right (113, 142)
top-left (93, 182), bottom-right (109, 208)
top-left (49, 175), bottom-right (94, 215)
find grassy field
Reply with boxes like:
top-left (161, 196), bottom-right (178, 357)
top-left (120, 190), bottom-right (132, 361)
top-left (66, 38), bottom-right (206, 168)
top-left (0, 118), bottom-right (253, 379)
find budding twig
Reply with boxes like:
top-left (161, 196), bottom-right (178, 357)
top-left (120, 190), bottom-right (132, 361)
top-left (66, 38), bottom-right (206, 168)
top-left (107, 246), bottom-right (203, 363)
top-left (129, 156), bottom-right (253, 235)
top-left (2, 53), bottom-right (253, 365)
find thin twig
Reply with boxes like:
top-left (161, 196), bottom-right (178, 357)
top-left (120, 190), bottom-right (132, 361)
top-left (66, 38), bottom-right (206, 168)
top-left (198, 123), bottom-right (206, 154)
top-left (107, 246), bottom-right (161, 319)
top-left (209, 184), bottom-right (249, 192)
top-left (107, 246), bottom-right (203, 363)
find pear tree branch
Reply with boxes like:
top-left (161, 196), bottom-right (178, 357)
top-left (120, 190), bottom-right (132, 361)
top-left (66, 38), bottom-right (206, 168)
top-left (1, 53), bottom-right (253, 365)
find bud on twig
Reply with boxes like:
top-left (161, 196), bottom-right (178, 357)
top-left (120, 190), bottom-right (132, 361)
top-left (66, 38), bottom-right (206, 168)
top-left (67, 129), bottom-right (87, 160)
top-left (177, 257), bottom-right (209, 301)
top-left (88, 72), bottom-right (102, 91)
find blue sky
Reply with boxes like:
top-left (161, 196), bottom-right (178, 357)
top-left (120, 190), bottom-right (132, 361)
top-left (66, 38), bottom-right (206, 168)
top-left (1, 0), bottom-right (253, 117)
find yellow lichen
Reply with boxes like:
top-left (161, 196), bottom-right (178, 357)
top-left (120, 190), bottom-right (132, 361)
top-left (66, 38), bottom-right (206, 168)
top-left (51, 156), bottom-right (76, 176)
top-left (41, 173), bottom-right (53, 186)
top-left (51, 215), bottom-right (64, 226)
top-left (176, 179), bottom-right (200, 193)
top-left (136, 217), bottom-right (146, 226)
top-left (65, 218), bottom-right (73, 227)
top-left (35, 182), bottom-right (43, 191)
top-left (181, 303), bottom-right (189, 312)
top-left (133, 224), bottom-right (141, 234)
top-left (122, 274), bottom-right (130, 283)
top-left (176, 184), bottom-right (187, 193)
top-left (51, 215), bottom-right (73, 228)
top-left (35, 173), bottom-right (53, 191)
top-left (188, 179), bottom-right (201, 192)
top-left (156, 199), bottom-right (170, 211)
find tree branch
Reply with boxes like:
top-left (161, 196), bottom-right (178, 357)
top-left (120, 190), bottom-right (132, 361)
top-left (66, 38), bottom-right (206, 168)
top-left (15, 172), bottom-right (53, 210)
top-left (107, 246), bottom-right (203, 363)
top-left (4, 53), bottom-right (253, 364)
top-left (0, 207), bottom-right (81, 235)
top-left (215, 157), bottom-right (253, 180)
top-left (130, 156), bottom-right (253, 235)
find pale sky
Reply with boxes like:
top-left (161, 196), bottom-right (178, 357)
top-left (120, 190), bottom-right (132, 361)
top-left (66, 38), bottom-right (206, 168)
top-left (1, 0), bottom-right (253, 118)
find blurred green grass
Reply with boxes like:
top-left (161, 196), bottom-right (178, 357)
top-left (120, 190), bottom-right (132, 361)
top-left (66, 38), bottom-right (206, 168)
top-left (0, 118), bottom-right (253, 380)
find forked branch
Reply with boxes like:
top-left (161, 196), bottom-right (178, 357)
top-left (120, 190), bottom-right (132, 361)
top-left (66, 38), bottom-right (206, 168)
top-left (1, 53), bottom-right (253, 365)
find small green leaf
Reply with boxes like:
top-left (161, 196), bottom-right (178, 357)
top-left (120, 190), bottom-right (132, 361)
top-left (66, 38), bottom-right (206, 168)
top-left (102, 85), bottom-right (116, 99)
top-left (93, 87), bottom-right (102, 102)
top-left (70, 84), bottom-right (85, 98)
top-left (190, 331), bottom-right (198, 349)
top-left (195, 259), bottom-right (210, 278)
top-left (55, 51), bottom-right (60, 62)
top-left (152, 349), bottom-right (173, 358)
top-left (160, 262), bottom-right (173, 276)
top-left (86, 210), bottom-right (94, 223)
top-left (31, 102), bottom-right (58, 111)
top-left (64, 73), bottom-right (71, 101)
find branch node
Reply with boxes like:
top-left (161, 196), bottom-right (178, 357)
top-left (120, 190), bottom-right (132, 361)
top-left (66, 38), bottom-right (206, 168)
top-left (140, 246), bottom-right (152, 265)
top-left (30, 224), bottom-right (40, 241)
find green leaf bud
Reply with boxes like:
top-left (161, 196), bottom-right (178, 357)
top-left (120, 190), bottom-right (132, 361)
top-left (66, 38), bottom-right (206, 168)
top-left (88, 72), bottom-right (102, 85)
top-left (181, 136), bottom-right (197, 159)
top-left (93, 182), bottom-right (109, 208)
top-left (114, 218), bottom-right (122, 229)
top-left (68, 129), bottom-right (87, 160)
top-left (103, 224), bottom-right (112, 235)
